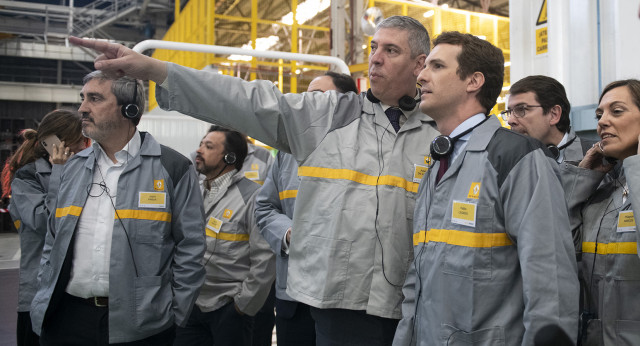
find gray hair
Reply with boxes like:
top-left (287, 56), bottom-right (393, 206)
top-left (83, 71), bottom-right (146, 125)
top-left (376, 15), bottom-right (431, 58)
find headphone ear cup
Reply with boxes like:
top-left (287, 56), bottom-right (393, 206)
top-left (429, 140), bottom-right (441, 161)
top-left (121, 104), bottom-right (140, 119)
top-left (366, 89), bottom-right (380, 103)
top-left (398, 95), bottom-right (417, 111)
top-left (224, 152), bottom-right (237, 165)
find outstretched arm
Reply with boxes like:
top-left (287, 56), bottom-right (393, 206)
top-left (68, 36), bottom-right (168, 84)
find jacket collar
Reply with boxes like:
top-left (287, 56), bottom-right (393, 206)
top-left (362, 92), bottom-right (436, 134)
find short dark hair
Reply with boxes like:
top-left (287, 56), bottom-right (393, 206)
top-left (83, 71), bottom-right (145, 125)
top-left (433, 32), bottom-right (504, 114)
top-left (510, 75), bottom-right (571, 133)
top-left (324, 72), bottom-right (358, 93)
top-left (376, 15), bottom-right (431, 58)
top-left (599, 79), bottom-right (640, 111)
top-left (207, 125), bottom-right (248, 170)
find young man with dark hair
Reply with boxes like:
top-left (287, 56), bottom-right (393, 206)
top-left (505, 75), bottom-right (594, 163)
top-left (393, 32), bottom-right (579, 345)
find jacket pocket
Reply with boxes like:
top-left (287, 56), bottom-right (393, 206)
top-left (134, 275), bottom-right (172, 329)
top-left (441, 325), bottom-right (505, 345)
top-left (298, 235), bottom-right (351, 301)
top-left (442, 204), bottom-right (495, 279)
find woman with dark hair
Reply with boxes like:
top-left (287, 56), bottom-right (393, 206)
top-left (567, 79), bottom-right (640, 345)
top-left (1, 109), bottom-right (87, 346)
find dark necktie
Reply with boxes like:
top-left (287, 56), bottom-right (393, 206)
top-left (385, 108), bottom-right (402, 133)
top-left (436, 155), bottom-right (449, 184)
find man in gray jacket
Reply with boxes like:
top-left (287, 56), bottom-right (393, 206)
top-left (255, 72), bottom-right (358, 346)
top-left (69, 15), bottom-right (440, 345)
top-left (30, 71), bottom-right (206, 345)
top-left (393, 32), bottom-right (579, 345)
top-left (175, 126), bottom-right (275, 345)
top-left (504, 75), bottom-right (594, 164)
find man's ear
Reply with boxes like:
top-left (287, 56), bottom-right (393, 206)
top-left (466, 72), bottom-right (485, 93)
top-left (548, 104), bottom-right (562, 126)
top-left (413, 54), bottom-right (427, 77)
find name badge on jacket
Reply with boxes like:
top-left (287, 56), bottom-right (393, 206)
top-left (139, 192), bottom-right (166, 208)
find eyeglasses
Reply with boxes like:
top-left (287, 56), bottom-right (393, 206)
top-left (500, 105), bottom-right (544, 121)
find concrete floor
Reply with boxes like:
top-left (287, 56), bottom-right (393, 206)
top-left (0, 231), bottom-right (19, 346)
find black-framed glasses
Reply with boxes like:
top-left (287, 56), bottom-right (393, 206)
top-left (500, 104), bottom-right (544, 121)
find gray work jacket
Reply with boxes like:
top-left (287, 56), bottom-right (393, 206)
top-left (30, 132), bottom-right (206, 343)
top-left (394, 118), bottom-right (579, 345)
top-left (241, 143), bottom-right (274, 185)
top-left (9, 158), bottom-right (57, 311)
top-left (255, 151), bottom-right (300, 301)
top-left (565, 155), bottom-right (640, 345)
top-left (197, 172), bottom-right (275, 316)
top-left (156, 63), bottom-right (440, 319)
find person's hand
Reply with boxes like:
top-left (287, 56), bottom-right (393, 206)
top-left (49, 141), bottom-right (74, 165)
top-left (286, 228), bottom-right (291, 245)
top-left (68, 36), bottom-right (168, 84)
top-left (578, 142), bottom-right (615, 173)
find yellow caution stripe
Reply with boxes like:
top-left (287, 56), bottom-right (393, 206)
top-left (298, 166), bottom-right (418, 193)
top-left (279, 190), bottom-right (298, 200)
top-left (413, 229), bottom-right (513, 247)
top-left (206, 229), bottom-right (250, 241)
top-left (582, 241), bottom-right (638, 255)
top-left (55, 205), bottom-right (83, 218)
top-left (14, 220), bottom-right (21, 230)
top-left (115, 210), bottom-right (171, 222)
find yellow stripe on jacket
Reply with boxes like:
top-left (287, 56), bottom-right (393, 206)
top-left (298, 166), bottom-right (418, 193)
top-left (205, 229), bottom-right (250, 241)
top-left (582, 241), bottom-right (638, 255)
top-left (413, 229), bottom-right (514, 247)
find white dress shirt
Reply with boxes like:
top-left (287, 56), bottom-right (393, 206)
top-left (66, 131), bottom-right (141, 298)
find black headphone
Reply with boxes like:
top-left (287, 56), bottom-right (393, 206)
top-left (546, 134), bottom-right (577, 160)
top-left (430, 116), bottom-right (490, 160)
top-left (366, 88), bottom-right (417, 111)
top-left (121, 79), bottom-right (141, 120)
top-left (223, 152), bottom-right (237, 165)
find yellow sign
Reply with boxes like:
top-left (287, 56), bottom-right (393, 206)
top-left (452, 201), bottom-right (477, 227)
top-left (139, 192), bottom-right (166, 208)
top-left (413, 164), bottom-right (429, 183)
top-left (223, 209), bottom-right (233, 219)
top-left (206, 217), bottom-right (223, 233)
top-left (154, 179), bottom-right (164, 191)
top-left (244, 171), bottom-right (259, 180)
top-left (536, 27), bottom-right (548, 55)
top-left (617, 211), bottom-right (636, 233)
top-left (537, 0), bottom-right (547, 26)
top-left (467, 183), bottom-right (481, 199)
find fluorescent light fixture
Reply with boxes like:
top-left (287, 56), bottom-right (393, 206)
top-left (423, 10), bottom-right (435, 18)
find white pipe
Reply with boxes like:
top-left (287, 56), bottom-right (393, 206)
top-left (132, 40), bottom-right (351, 75)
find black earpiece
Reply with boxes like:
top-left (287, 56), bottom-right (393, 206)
top-left (366, 88), bottom-right (417, 111)
top-left (429, 117), bottom-right (490, 160)
top-left (547, 135), bottom-right (577, 161)
top-left (224, 152), bottom-right (237, 165)
top-left (121, 79), bottom-right (141, 120)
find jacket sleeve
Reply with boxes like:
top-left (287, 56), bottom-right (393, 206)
top-left (10, 164), bottom-right (50, 239)
top-left (501, 151), bottom-right (579, 345)
top-left (235, 192), bottom-right (276, 316)
top-left (169, 167), bottom-right (206, 327)
top-left (559, 163), bottom-right (606, 248)
top-left (255, 155), bottom-right (291, 256)
top-left (622, 155), bottom-right (640, 257)
top-left (393, 263), bottom-right (417, 346)
top-left (156, 63), bottom-right (362, 163)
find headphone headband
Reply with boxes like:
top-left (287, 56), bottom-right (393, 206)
top-left (366, 88), bottom-right (418, 111)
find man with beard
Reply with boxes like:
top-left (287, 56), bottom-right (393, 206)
top-left (30, 71), bottom-right (206, 345)
top-left (175, 126), bottom-right (275, 346)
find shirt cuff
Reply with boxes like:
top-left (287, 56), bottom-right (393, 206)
top-left (281, 227), bottom-right (291, 255)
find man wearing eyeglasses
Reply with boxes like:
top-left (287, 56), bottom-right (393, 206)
top-left (503, 75), bottom-right (595, 164)
top-left (31, 71), bottom-right (206, 345)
